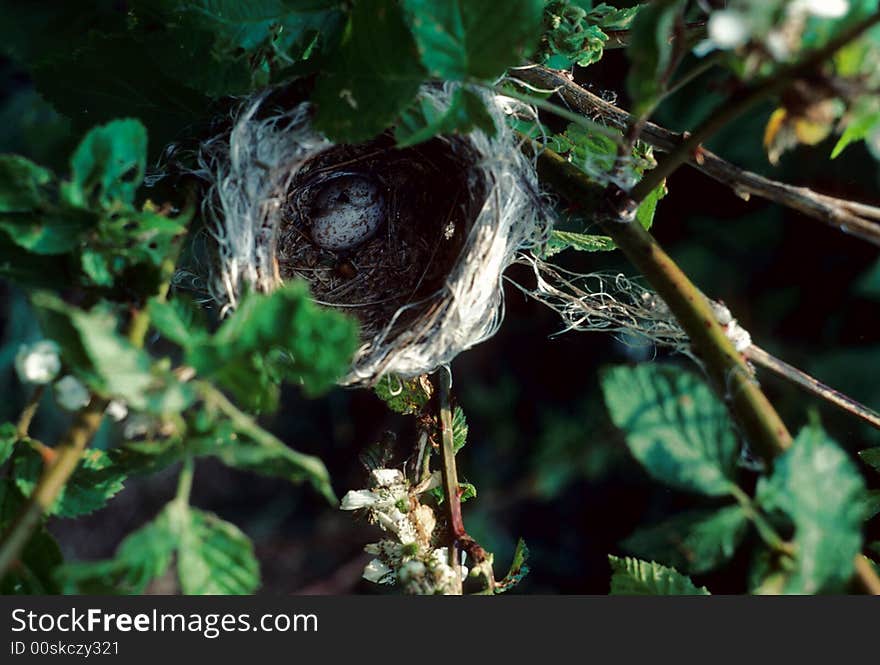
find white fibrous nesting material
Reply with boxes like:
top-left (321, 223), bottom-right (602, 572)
top-left (196, 85), bottom-right (547, 385)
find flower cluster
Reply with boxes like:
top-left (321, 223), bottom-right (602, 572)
top-left (340, 468), bottom-right (466, 594)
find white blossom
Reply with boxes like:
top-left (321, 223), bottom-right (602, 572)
top-left (54, 375), bottom-right (90, 411)
top-left (105, 400), bottom-right (128, 422)
top-left (340, 489), bottom-right (381, 511)
top-left (707, 10), bottom-right (752, 49)
top-left (14, 340), bottom-right (61, 385)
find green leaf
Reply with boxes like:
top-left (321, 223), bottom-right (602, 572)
top-left (831, 107), bottom-right (880, 159)
top-left (0, 155), bottom-right (53, 213)
top-left (15, 448), bottom-right (126, 518)
top-left (635, 180), bottom-right (667, 230)
top-left (859, 447), bottom-right (880, 472)
top-left (312, 0), bottom-right (425, 142)
top-left (756, 425), bottom-right (866, 593)
top-left (374, 374), bottom-right (431, 415)
top-left (0, 523), bottom-right (63, 595)
top-left (395, 87), bottom-right (495, 147)
top-left (625, 0), bottom-right (686, 116)
top-left (452, 405), bottom-right (468, 452)
top-left (148, 296), bottom-right (208, 350)
top-left (187, 281), bottom-right (358, 410)
top-left (0, 422), bottom-right (16, 465)
top-left (608, 554), bottom-right (710, 595)
top-left (622, 505), bottom-right (749, 574)
top-left (402, 0), bottom-right (543, 80)
top-left (495, 538), bottom-right (530, 593)
top-left (173, 504), bottom-right (260, 595)
top-left (601, 364), bottom-right (739, 496)
top-left (64, 119), bottom-right (147, 209)
top-left (58, 508), bottom-right (177, 594)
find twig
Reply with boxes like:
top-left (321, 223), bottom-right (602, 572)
top-left (16, 385), bottom-right (45, 440)
top-left (746, 345), bottom-right (880, 431)
top-left (509, 66), bottom-right (880, 246)
top-left (603, 21), bottom-right (708, 50)
top-left (434, 369), bottom-right (494, 593)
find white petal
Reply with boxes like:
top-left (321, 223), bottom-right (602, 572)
top-left (105, 400), bottom-right (128, 422)
top-left (371, 468), bottom-right (404, 487)
top-left (340, 489), bottom-right (379, 510)
top-left (54, 375), bottom-right (90, 411)
top-left (362, 558), bottom-right (394, 584)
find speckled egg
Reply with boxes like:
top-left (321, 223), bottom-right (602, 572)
top-left (309, 174), bottom-right (384, 251)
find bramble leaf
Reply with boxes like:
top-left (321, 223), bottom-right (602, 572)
top-left (173, 503), bottom-right (260, 595)
top-left (756, 425), bottom-right (866, 594)
top-left (0, 422), bottom-right (16, 466)
top-left (57, 508), bottom-right (177, 594)
top-left (64, 119), bottom-right (146, 209)
top-left (495, 538), bottom-right (530, 593)
top-left (622, 505), bottom-right (749, 574)
top-left (184, 281), bottom-right (358, 410)
top-left (402, 0), bottom-right (543, 80)
top-left (313, 0), bottom-right (425, 142)
top-left (601, 364), bottom-right (740, 496)
top-left (374, 374), bottom-right (432, 415)
top-left (608, 555), bottom-right (709, 595)
top-left (15, 448), bottom-right (126, 519)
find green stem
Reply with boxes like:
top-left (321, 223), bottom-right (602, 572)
top-left (729, 484), bottom-right (792, 557)
top-left (175, 453), bottom-right (195, 506)
top-left (16, 385), bottom-right (45, 440)
top-left (195, 381), bottom-right (334, 503)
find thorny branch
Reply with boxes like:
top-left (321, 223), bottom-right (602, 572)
top-left (510, 66), bottom-right (880, 246)
top-left (434, 369), bottom-right (493, 593)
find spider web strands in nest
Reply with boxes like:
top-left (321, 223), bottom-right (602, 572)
top-left (512, 254), bottom-right (692, 354)
top-left (193, 84), bottom-right (549, 385)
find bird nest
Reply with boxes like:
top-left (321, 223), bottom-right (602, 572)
top-left (196, 85), bottom-right (546, 385)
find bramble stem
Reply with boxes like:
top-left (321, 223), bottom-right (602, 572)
top-left (16, 386), bottom-right (45, 440)
top-left (436, 370), bottom-right (464, 591)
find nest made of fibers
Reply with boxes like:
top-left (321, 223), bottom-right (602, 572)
top-left (196, 84), bottom-right (546, 386)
